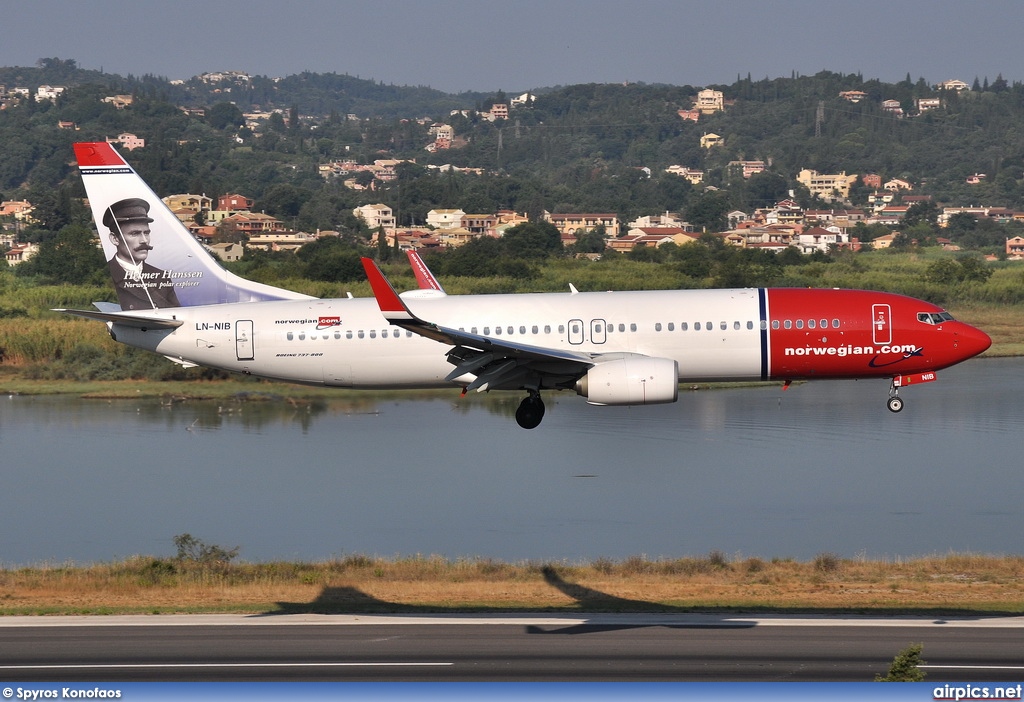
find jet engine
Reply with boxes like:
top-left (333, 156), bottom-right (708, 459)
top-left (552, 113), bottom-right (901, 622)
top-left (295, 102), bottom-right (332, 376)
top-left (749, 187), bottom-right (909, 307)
top-left (575, 356), bottom-right (679, 406)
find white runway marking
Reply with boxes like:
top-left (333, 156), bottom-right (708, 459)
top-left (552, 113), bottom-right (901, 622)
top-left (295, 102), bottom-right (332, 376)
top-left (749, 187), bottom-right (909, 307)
top-left (921, 665), bottom-right (1024, 670)
top-left (0, 662), bottom-right (453, 670)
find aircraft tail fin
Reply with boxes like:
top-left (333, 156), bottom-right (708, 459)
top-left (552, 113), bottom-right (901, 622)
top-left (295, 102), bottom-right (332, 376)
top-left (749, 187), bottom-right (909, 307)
top-left (406, 250), bottom-right (445, 293)
top-left (74, 142), bottom-right (314, 310)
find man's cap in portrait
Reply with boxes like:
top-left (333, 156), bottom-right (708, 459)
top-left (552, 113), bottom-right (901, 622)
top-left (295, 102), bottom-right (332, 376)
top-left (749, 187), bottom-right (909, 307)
top-left (103, 198), bottom-right (153, 229)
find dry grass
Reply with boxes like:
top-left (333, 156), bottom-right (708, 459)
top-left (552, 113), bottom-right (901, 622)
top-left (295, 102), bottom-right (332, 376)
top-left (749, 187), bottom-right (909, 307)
top-left (952, 304), bottom-right (1024, 357)
top-left (2, 553), bottom-right (1022, 616)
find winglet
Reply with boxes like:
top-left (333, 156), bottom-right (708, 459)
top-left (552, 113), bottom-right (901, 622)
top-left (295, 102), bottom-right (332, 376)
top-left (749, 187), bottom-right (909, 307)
top-left (406, 250), bottom-right (445, 292)
top-left (361, 257), bottom-right (415, 320)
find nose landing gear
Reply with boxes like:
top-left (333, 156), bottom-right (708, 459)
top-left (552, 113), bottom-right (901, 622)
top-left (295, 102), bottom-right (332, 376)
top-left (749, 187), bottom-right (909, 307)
top-left (515, 392), bottom-right (546, 429)
top-left (887, 380), bottom-right (904, 413)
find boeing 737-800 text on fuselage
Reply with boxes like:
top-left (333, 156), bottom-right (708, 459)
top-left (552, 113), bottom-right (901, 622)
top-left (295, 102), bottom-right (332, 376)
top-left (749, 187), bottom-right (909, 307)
top-left (60, 142), bottom-right (992, 428)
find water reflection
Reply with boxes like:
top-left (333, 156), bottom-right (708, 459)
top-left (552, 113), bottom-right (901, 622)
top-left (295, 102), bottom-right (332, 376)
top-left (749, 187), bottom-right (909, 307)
top-left (0, 357), bottom-right (1020, 566)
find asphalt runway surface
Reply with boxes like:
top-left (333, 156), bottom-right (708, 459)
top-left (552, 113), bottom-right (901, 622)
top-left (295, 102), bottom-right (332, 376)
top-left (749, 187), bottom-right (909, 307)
top-left (1, 614), bottom-right (1022, 682)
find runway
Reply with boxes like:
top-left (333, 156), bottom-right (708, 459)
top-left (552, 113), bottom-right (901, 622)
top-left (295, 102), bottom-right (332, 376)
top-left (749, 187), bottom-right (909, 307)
top-left (1, 614), bottom-right (1023, 681)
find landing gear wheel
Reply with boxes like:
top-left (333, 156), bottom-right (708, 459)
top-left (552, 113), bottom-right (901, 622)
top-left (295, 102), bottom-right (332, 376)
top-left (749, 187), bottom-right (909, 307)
top-left (887, 396), bottom-right (904, 413)
top-left (515, 394), bottom-right (546, 429)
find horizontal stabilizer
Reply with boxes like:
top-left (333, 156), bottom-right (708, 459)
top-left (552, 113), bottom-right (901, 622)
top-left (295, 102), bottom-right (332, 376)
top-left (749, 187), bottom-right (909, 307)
top-left (54, 307), bottom-right (183, 330)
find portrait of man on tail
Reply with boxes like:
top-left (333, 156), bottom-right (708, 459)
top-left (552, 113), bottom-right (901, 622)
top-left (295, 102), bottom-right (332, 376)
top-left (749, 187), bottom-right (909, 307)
top-left (103, 197), bottom-right (181, 310)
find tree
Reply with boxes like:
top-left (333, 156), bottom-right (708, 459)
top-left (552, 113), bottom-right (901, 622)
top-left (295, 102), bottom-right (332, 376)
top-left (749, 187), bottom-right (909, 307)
top-left (685, 191), bottom-right (733, 233)
top-left (502, 221), bottom-right (563, 259)
top-left (16, 224), bottom-right (105, 284)
top-left (956, 255), bottom-right (993, 282)
top-left (296, 236), bottom-right (365, 281)
top-left (267, 111), bottom-right (287, 133)
top-left (672, 240), bottom-right (715, 278)
top-left (627, 245), bottom-right (664, 262)
top-left (924, 255), bottom-right (992, 284)
top-left (924, 258), bottom-right (963, 286)
top-left (744, 171), bottom-right (789, 208)
top-left (572, 228), bottom-right (607, 255)
top-left (352, 170), bottom-right (376, 189)
top-left (902, 201), bottom-right (940, 228)
top-left (258, 184), bottom-right (312, 220)
top-left (207, 102), bottom-right (245, 131)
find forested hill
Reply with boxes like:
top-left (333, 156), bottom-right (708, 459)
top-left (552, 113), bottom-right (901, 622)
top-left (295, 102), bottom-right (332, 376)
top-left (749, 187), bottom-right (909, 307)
top-left (3, 59), bottom-right (1024, 241)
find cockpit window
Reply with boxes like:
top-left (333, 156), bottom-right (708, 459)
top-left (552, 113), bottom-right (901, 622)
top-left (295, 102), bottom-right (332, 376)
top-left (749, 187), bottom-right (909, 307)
top-left (917, 311), bottom-right (955, 325)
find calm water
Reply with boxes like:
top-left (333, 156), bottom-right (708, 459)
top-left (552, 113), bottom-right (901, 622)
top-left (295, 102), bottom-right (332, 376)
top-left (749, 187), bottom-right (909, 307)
top-left (1, 357), bottom-right (1020, 566)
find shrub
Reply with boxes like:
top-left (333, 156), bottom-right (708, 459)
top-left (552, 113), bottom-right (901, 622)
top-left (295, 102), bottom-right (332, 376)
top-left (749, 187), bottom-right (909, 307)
top-left (876, 643), bottom-right (926, 681)
top-left (172, 533), bottom-right (240, 565)
top-left (814, 552), bottom-right (841, 574)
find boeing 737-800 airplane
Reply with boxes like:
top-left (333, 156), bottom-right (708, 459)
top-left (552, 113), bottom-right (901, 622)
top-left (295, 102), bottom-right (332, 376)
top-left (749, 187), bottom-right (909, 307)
top-left (60, 142), bottom-right (991, 428)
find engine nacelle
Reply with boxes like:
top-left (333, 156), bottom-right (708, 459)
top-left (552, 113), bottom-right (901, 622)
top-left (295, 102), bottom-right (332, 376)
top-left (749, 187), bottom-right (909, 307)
top-left (575, 356), bottom-right (679, 406)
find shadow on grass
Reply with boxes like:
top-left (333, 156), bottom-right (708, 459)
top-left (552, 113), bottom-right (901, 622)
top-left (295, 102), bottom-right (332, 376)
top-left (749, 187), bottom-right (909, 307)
top-left (266, 565), bottom-right (1020, 628)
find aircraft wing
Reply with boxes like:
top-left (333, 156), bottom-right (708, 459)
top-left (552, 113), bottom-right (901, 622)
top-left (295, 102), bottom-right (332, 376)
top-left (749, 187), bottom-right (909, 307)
top-left (54, 307), bottom-right (184, 330)
top-left (361, 257), bottom-right (596, 392)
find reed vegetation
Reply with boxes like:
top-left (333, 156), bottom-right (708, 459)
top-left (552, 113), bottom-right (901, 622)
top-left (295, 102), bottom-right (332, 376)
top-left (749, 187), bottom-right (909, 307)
top-left (1, 251), bottom-right (1022, 380)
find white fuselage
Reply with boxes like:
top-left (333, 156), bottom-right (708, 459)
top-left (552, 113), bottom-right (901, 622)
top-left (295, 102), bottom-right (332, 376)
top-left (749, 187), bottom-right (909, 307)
top-left (112, 288), bottom-right (767, 388)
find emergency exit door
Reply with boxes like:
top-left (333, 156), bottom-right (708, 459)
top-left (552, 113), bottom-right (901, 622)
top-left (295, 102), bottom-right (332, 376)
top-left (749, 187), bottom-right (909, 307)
top-left (872, 304), bottom-right (891, 345)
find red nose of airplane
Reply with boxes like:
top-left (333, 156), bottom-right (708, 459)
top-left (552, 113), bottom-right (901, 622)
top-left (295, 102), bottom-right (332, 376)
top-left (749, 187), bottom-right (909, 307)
top-left (956, 323), bottom-right (992, 361)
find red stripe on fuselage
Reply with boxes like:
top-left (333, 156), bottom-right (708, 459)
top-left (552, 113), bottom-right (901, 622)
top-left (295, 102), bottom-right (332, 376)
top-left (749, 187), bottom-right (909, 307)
top-left (765, 289), bottom-right (985, 379)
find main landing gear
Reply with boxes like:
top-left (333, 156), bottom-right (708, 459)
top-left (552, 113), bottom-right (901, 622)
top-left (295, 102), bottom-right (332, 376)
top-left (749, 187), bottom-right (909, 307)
top-left (887, 380), bottom-right (904, 413)
top-left (515, 392), bottom-right (546, 429)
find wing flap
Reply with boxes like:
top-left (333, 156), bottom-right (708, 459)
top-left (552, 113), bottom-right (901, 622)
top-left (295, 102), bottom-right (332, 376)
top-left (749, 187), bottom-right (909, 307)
top-left (360, 257), bottom-right (597, 390)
